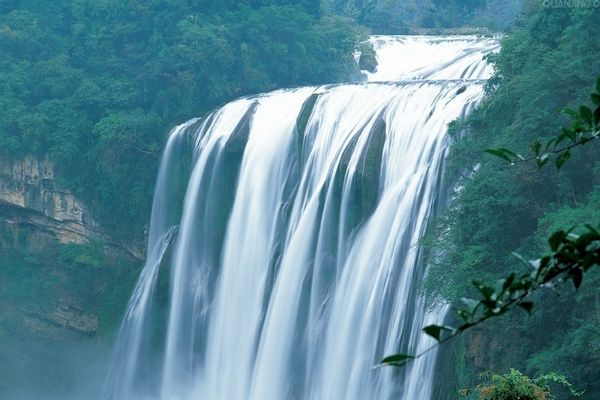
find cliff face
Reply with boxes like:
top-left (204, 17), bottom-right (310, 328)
top-left (0, 156), bottom-right (144, 395)
top-left (0, 156), bottom-right (140, 341)
top-left (0, 155), bottom-right (101, 245)
top-left (0, 155), bottom-right (144, 259)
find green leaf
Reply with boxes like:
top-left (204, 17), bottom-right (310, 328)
top-left (473, 281), bottom-right (496, 300)
top-left (539, 256), bottom-right (550, 271)
top-left (569, 268), bottom-right (583, 289)
top-left (536, 153), bottom-right (550, 168)
top-left (567, 231), bottom-right (581, 241)
top-left (596, 77), bottom-right (600, 93)
top-left (501, 273), bottom-right (516, 292)
top-left (485, 148), bottom-right (525, 163)
top-left (562, 127), bottom-right (577, 142)
top-left (585, 241), bottom-right (600, 254)
top-left (591, 93), bottom-right (600, 105)
top-left (560, 107), bottom-right (579, 120)
top-left (481, 299), bottom-right (499, 311)
top-left (548, 230), bottom-right (566, 251)
top-left (555, 150), bottom-right (571, 169)
top-left (379, 354), bottom-right (415, 367)
top-left (518, 301), bottom-right (534, 314)
top-left (484, 148), bottom-right (513, 163)
top-left (456, 309), bottom-right (471, 322)
top-left (423, 324), bottom-right (455, 341)
top-left (512, 252), bottom-right (532, 269)
top-left (510, 279), bottom-right (532, 293)
top-left (580, 106), bottom-right (593, 125)
top-left (584, 224), bottom-right (600, 235)
top-left (460, 297), bottom-right (479, 312)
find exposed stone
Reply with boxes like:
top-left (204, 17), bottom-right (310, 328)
top-left (22, 302), bottom-right (98, 337)
top-left (0, 155), bottom-right (100, 244)
top-left (0, 155), bottom-right (144, 259)
top-left (0, 155), bottom-right (142, 361)
top-left (358, 49), bottom-right (378, 73)
top-left (46, 303), bottom-right (98, 336)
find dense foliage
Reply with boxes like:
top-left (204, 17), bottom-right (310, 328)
top-left (0, 0), bottom-right (364, 237)
top-left (424, 2), bottom-right (600, 398)
top-left (382, 85), bottom-right (600, 372)
top-left (1, 0), bottom-right (598, 397)
top-left (324, 0), bottom-right (524, 33)
top-left (459, 369), bottom-right (580, 400)
top-left (0, 226), bottom-right (137, 394)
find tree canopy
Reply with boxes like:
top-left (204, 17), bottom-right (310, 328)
top-left (421, 3), bottom-right (600, 398)
top-left (0, 0), bottom-right (365, 237)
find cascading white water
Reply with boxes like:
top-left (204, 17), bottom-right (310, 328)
top-left (104, 120), bottom-right (198, 399)
top-left (106, 35), bottom-right (499, 400)
top-left (366, 35), bottom-right (500, 81)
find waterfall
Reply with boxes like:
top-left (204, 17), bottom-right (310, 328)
top-left (104, 120), bottom-right (197, 399)
top-left (106, 35), bottom-right (499, 400)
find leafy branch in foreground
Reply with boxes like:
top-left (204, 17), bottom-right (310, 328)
top-left (381, 225), bottom-right (600, 367)
top-left (379, 78), bottom-right (600, 368)
top-left (485, 77), bottom-right (600, 170)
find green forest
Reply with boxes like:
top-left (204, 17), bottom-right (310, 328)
top-left (0, 0), bottom-right (599, 399)
top-left (0, 0), bottom-right (365, 237)
top-left (425, 3), bottom-right (600, 398)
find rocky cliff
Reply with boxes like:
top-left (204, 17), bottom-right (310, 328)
top-left (0, 156), bottom-right (143, 400)
top-left (0, 155), bottom-right (141, 342)
top-left (0, 155), bottom-right (144, 258)
top-left (0, 155), bottom-right (101, 245)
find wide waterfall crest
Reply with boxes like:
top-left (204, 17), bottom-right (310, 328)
top-left (106, 35), bottom-right (499, 400)
top-left (366, 35), bottom-right (500, 81)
